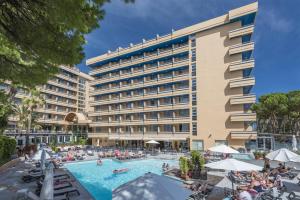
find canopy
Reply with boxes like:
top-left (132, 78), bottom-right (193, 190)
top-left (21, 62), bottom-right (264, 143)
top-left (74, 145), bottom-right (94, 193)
top-left (146, 140), bottom-right (159, 144)
top-left (208, 144), bottom-right (239, 154)
top-left (266, 148), bottom-right (299, 162)
top-left (40, 163), bottom-right (54, 200)
top-left (32, 149), bottom-right (50, 161)
top-left (112, 173), bottom-right (192, 200)
top-left (205, 158), bottom-right (263, 171)
top-left (290, 155), bottom-right (300, 162)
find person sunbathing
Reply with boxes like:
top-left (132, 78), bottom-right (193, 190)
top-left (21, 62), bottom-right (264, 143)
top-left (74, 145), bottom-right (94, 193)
top-left (270, 163), bottom-right (289, 176)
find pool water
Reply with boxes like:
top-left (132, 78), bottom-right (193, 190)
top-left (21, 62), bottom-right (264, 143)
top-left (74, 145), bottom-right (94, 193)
top-left (65, 159), bottom-right (178, 200)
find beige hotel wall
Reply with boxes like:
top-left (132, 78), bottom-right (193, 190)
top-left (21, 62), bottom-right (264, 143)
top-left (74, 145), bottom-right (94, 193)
top-left (191, 20), bottom-right (246, 149)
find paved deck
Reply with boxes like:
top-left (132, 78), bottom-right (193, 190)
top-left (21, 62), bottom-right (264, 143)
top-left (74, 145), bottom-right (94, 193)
top-left (0, 157), bottom-right (94, 200)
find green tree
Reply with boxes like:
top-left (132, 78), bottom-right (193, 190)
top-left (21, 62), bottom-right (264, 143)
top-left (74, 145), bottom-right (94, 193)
top-left (13, 89), bottom-right (45, 146)
top-left (0, 0), bottom-right (132, 87)
top-left (252, 93), bottom-right (289, 134)
top-left (0, 86), bottom-right (17, 134)
top-left (287, 91), bottom-right (300, 134)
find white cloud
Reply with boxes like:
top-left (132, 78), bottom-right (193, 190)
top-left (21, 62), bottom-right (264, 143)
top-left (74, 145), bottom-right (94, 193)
top-left (259, 7), bottom-right (293, 33)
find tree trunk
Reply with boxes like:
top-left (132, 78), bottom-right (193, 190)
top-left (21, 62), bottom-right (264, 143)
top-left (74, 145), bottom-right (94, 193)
top-left (26, 108), bottom-right (32, 147)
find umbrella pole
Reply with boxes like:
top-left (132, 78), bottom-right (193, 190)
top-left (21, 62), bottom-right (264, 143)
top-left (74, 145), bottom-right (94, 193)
top-left (232, 180), bottom-right (234, 195)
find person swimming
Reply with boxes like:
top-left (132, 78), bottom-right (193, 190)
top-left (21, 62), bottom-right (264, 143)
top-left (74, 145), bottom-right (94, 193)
top-left (97, 159), bottom-right (102, 166)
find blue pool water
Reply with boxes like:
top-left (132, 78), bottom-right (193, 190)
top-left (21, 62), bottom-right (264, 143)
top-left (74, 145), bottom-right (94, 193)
top-left (65, 159), bottom-right (178, 200)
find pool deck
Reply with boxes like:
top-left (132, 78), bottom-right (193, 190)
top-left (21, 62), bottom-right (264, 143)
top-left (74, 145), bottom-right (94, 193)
top-left (1, 157), bottom-right (300, 200)
top-left (0, 157), bottom-right (94, 200)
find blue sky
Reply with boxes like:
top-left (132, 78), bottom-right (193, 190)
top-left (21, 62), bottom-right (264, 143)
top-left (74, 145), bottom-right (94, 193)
top-left (77, 0), bottom-right (300, 97)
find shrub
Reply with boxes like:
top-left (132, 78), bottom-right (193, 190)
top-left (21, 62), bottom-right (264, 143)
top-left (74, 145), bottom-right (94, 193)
top-left (179, 156), bottom-right (189, 176)
top-left (0, 136), bottom-right (16, 161)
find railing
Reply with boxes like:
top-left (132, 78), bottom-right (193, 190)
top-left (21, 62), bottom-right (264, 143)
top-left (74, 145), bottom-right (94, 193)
top-left (90, 58), bottom-right (189, 86)
top-left (90, 87), bottom-right (189, 106)
top-left (89, 44), bottom-right (189, 75)
top-left (91, 74), bottom-right (189, 96)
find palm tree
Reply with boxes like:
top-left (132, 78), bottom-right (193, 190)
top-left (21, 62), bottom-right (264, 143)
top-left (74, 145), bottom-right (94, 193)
top-left (13, 89), bottom-right (45, 146)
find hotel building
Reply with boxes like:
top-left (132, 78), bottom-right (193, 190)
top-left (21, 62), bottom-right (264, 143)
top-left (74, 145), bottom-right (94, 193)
top-left (86, 2), bottom-right (258, 150)
top-left (4, 66), bottom-right (93, 146)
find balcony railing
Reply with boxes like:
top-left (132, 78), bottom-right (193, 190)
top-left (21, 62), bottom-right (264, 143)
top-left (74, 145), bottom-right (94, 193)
top-left (230, 130), bottom-right (257, 139)
top-left (230, 94), bottom-right (256, 105)
top-left (229, 77), bottom-right (255, 88)
top-left (89, 87), bottom-right (189, 106)
top-left (90, 58), bottom-right (189, 86)
top-left (230, 113), bottom-right (256, 122)
top-left (89, 44), bottom-right (189, 76)
top-left (91, 74), bottom-right (189, 96)
top-left (229, 59), bottom-right (255, 72)
top-left (228, 24), bottom-right (254, 39)
top-left (229, 41), bottom-right (254, 55)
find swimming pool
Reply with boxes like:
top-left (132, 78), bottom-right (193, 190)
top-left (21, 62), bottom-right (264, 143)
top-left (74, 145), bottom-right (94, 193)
top-left (65, 159), bottom-right (178, 200)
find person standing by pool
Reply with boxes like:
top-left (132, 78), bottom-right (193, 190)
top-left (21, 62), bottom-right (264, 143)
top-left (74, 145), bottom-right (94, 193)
top-left (263, 158), bottom-right (270, 173)
top-left (97, 159), bottom-right (102, 166)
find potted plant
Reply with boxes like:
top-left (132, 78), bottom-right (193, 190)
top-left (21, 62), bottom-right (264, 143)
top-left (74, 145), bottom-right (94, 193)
top-left (191, 151), bottom-right (201, 179)
top-left (179, 157), bottom-right (189, 180)
top-left (199, 154), bottom-right (207, 180)
top-left (253, 151), bottom-right (260, 159)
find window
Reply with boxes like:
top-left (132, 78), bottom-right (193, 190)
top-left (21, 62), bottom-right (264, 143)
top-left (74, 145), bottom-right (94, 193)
top-left (192, 79), bottom-right (197, 91)
top-left (164, 125), bottom-right (173, 132)
top-left (191, 63), bottom-right (196, 76)
top-left (179, 124), bottom-right (189, 132)
top-left (191, 39), bottom-right (196, 48)
top-left (192, 140), bottom-right (204, 151)
top-left (242, 51), bottom-right (253, 61)
top-left (242, 34), bottom-right (252, 44)
top-left (243, 68), bottom-right (252, 78)
top-left (192, 123), bottom-right (197, 136)
top-left (192, 107), bottom-right (197, 120)
top-left (192, 93), bottom-right (197, 106)
top-left (179, 109), bottom-right (189, 117)
top-left (164, 111), bottom-right (173, 118)
top-left (179, 95), bottom-right (189, 104)
top-left (191, 49), bottom-right (196, 62)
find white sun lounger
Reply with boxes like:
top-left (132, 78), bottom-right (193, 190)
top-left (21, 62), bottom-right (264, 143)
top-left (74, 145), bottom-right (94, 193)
top-left (16, 189), bottom-right (68, 200)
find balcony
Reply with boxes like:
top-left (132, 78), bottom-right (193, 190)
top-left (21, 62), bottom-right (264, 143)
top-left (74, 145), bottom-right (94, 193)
top-left (229, 59), bottom-right (254, 72)
top-left (88, 133), bottom-right (109, 138)
top-left (89, 103), bottom-right (188, 116)
top-left (107, 132), bottom-right (189, 141)
top-left (91, 59), bottom-right (189, 86)
top-left (89, 88), bottom-right (189, 106)
top-left (229, 25), bottom-right (254, 39)
top-left (41, 88), bottom-right (78, 100)
top-left (230, 94), bottom-right (256, 105)
top-left (55, 74), bottom-right (78, 83)
top-left (229, 42), bottom-right (254, 55)
top-left (89, 45), bottom-right (189, 76)
top-left (229, 77), bottom-right (255, 88)
top-left (45, 99), bottom-right (77, 108)
top-left (48, 80), bottom-right (77, 92)
top-left (230, 113), bottom-right (256, 122)
top-left (90, 74), bottom-right (189, 96)
top-left (89, 117), bottom-right (190, 127)
top-left (230, 131), bottom-right (257, 139)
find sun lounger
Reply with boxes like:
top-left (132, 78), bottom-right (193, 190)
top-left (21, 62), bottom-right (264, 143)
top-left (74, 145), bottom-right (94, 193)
top-left (16, 188), bottom-right (68, 200)
top-left (23, 172), bottom-right (69, 183)
top-left (54, 187), bottom-right (80, 197)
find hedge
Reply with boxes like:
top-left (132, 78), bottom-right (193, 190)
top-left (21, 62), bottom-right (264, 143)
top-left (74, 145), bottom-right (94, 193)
top-left (0, 136), bottom-right (16, 161)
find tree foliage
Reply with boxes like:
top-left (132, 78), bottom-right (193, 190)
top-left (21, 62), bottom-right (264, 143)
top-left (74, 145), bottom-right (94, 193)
top-left (0, 0), bottom-right (132, 87)
top-left (12, 89), bottom-right (45, 145)
top-left (252, 91), bottom-right (300, 135)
